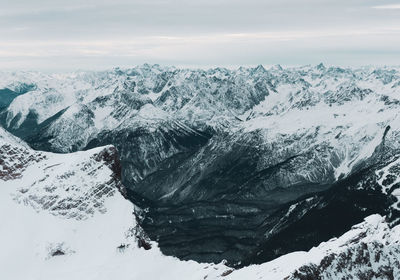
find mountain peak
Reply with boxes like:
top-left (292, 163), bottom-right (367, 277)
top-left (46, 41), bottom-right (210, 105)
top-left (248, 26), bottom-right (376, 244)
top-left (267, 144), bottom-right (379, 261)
top-left (253, 64), bottom-right (267, 73)
top-left (316, 62), bottom-right (326, 71)
top-left (271, 64), bottom-right (283, 71)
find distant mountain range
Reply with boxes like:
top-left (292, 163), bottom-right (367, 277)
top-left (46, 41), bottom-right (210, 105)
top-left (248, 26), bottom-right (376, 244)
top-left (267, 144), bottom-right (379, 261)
top-left (1, 64), bottom-right (400, 279)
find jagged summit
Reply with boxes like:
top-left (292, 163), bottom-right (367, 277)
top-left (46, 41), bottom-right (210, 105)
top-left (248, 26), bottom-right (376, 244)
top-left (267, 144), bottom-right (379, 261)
top-left (252, 64), bottom-right (267, 73)
top-left (316, 62), bottom-right (326, 71)
top-left (270, 64), bottom-right (283, 71)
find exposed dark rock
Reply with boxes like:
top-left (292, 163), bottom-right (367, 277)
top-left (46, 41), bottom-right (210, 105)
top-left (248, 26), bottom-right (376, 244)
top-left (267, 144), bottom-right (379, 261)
top-left (51, 249), bottom-right (65, 256)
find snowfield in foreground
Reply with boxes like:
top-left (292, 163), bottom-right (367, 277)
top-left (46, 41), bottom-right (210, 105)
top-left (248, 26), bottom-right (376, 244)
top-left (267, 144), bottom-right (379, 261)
top-left (1, 127), bottom-right (400, 280)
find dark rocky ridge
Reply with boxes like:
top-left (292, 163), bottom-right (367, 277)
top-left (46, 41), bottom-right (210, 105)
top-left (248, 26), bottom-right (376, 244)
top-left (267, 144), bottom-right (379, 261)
top-left (0, 83), bottom-right (36, 110)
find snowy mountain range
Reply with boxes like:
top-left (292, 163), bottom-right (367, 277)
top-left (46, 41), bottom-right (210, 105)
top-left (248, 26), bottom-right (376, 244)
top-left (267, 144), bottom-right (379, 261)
top-left (1, 64), bottom-right (400, 279)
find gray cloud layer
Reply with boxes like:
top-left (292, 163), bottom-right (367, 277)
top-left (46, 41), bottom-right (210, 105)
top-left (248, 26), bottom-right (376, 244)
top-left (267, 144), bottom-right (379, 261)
top-left (1, 0), bottom-right (400, 70)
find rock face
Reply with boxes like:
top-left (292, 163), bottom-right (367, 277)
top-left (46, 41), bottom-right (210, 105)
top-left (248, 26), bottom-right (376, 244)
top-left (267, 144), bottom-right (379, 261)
top-left (0, 127), bottom-right (128, 220)
top-left (1, 64), bottom-right (400, 266)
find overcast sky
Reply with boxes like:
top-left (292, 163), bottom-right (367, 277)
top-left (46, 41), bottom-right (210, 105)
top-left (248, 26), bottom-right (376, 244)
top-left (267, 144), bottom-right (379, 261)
top-left (1, 0), bottom-right (400, 71)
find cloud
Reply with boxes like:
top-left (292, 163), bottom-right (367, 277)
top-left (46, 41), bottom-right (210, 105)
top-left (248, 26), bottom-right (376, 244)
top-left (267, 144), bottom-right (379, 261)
top-left (372, 4), bottom-right (400, 10)
top-left (1, 0), bottom-right (400, 70)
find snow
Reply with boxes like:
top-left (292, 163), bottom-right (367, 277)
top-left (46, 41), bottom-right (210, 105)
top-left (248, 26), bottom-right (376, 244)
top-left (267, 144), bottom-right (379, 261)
top-left (226, 252), bottom-right (308, 280)
top-left (137, 103), bottom-right (169, 121)
top-left (376, 157), bottom-right (400, 211)
top-left (244, 94), bottom-right (398, 179)
top-left (92, 105), bottom-right (116, 129)
top-left (0, 127), bottom-right (29, 147)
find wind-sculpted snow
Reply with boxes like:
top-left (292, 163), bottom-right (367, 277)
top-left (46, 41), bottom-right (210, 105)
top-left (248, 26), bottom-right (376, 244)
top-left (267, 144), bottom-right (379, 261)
top-left (1, 64), bottom-right (400, 267)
